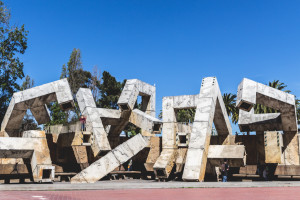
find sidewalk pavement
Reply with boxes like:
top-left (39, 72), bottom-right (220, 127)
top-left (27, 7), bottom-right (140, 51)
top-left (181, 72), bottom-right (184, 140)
top-left (1, 179), bottom-right (300, 191)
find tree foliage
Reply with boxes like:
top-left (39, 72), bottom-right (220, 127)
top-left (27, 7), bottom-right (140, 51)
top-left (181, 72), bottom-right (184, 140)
top-left (0, 1), bottom-right (28, 122)
top-left (48, 49), bottom-right (102, 125)
top-left (175, 109), bottom-right (195, 123)
top-left (96, 71), bottom-right (125, 109)
top-left (222, 93), bottom-right (238, 124)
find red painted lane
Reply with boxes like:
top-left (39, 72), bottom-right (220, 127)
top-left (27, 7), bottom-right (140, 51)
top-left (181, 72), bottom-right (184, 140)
top-left (0, 187), bottom-right (300, 200)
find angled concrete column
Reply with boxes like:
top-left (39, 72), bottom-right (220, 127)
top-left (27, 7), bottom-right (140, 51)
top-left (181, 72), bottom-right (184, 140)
top-left (182, 77), bottom-right (232, 181)
top-left (144, 136), bottom-right (161, 171)
top-left (129, 109), bottom-right (162, 134)
top-left (76, 88), bottom-right (116, 156)
top-left (70, 134), bottom-right (149, 183)
top-left (153, 96), bottom-right (178, 178)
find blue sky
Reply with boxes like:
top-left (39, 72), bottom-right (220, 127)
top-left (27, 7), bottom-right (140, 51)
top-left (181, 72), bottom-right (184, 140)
top-left (6, 0), bottom-right (300, 132)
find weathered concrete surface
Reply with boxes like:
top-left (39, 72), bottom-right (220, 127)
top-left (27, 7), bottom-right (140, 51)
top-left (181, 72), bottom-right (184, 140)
top-left (237, 78), bottom-right (297, 132)
top-left (1, 79), bottom-right (74, 136)
top-left (207, 145), bottom-right (246, 167)
top-left (76, 88), bottom-right (114, 156)
top-left (71, 134), bottom-right (149, 183)
top-left (175, 148), bottom-right (188, 172)
top-left (176, 132), bottom-right (190, 148)
top-left (275, 165), bottom-right (300, 176)
top-left (129, 109), bottom-right (162, 134)
top-left (0, 130), bottom-right (54, 182)
top-left (117, 79), bottom-right (156, 113)
top-left (153, 149), bottom-right (176, 178)
top-left (144, 137), bottom-right (161, 172)
top-left (236, 78), bottom-right (299, 167)
top-left (183, 77), bottom-right (232, 182)
top-left (264, 131), bottom-right (282, 164)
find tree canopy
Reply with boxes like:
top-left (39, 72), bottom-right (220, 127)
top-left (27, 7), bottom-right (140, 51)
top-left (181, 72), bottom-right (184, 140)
top-left (0, 1), bottom-right (28, 122)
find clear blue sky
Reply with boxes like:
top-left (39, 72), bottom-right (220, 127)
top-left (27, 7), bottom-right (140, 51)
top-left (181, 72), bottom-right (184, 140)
top-left (6, 0), bottom-right (300, 132)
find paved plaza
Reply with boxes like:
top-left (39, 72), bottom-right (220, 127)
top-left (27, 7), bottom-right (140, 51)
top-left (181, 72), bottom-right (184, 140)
top-left (1, 180), bottom-right (300, 199)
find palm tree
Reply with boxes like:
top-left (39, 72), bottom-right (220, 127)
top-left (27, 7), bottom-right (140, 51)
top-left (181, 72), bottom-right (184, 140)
top-left (222, 93), bottom-right (238, 124)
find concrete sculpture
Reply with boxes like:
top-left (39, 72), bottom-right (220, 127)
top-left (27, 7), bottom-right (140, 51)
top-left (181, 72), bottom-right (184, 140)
top-left (71, 79), bottom-right (162, 183)
top-left (154, 77), bottom-right (246, 181)
top-left (236, 78), bottom-right (300, 176)
top-left (0, 79), bottom-right (73, 183)
top-left (1, 76), bottom-right (300, 184)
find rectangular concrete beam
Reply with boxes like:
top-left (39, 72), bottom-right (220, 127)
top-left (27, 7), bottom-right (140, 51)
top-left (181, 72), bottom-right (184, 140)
top-left (153, 149), bottom-right (176, 178)
top-left (207, 145), bottom-right (246, 167)
top-left (129, 109), bottom-right (162, 134)
top-left (183, 77), bottom-right (232, 182)
top-left (71, 134), bottom-right (149, 183)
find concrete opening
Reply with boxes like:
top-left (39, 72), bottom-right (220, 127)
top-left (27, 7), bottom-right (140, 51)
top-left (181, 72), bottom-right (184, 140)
top-left (83, 134), bottom-right (91, 143)
top-left (239, 101), bottom-right (252, 111)
top-left (175, 108), bottom-right (196, 123)
top-left (61, 102), bottom-right (73, 110)
top-left (156, 169), bottom-right (165, 177)
top-left (42, 169), bottom-right (52, 179)
top-left (179, 135), bottom-right (187, 144)
top-left (153, 123), bottom-right (161, 132)
top-left (120, 104), bottom-right (130, 111)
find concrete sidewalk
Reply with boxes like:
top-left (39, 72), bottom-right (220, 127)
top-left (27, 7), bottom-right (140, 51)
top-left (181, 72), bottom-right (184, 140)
top-left (1, 180), bottom-right (300, 191)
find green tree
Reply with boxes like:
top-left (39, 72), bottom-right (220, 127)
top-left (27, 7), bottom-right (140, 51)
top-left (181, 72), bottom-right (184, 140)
top-left (47, 101), bottom-right (68, 125)
top-left (48, 49), bottom-right (102, 125)
top-left (222, 93), bottom-right (238, 124)
top-left (0, 1), bottom-right (28, 122)
top-left (20, 75), bottom-right (34, 91)
top-left (176, 109), bottom-right (195, 123)
top-left (97, 71), bottom-right (125, 109)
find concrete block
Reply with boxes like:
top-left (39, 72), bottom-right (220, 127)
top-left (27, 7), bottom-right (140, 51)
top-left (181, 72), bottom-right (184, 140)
top-left (129, 109), bottom-right (162, 134)
top-left (153, 149), bottom-right (176, 178)
top-left (207, 145), bottom-right (246, 167)
top-left (71, 134), bottom-right (148, 183)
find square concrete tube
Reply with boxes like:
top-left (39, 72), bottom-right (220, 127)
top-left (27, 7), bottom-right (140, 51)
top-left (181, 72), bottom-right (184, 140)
top-left (236, 78), bottom-right (297, 132)
top-left (175, 148), bottom-right (188, 173)
top-left (154, 77), bottom-right (232, 180)
top-left (1, 78), bottom-right (74, 135)
top-left (153, 149), bottom-right (176, 178)
top-left (71, 134), bottom-right (149, 183)
top-left (0, 130), bottom-right (54, 182)
top-left (144, 137), bottom-right (161, 172)
top-left (238, 109), bottom-right (282, 132)
top-left (76, 88), bottom-right (121, 156)
top-left (183, 77), bottom-right (232, 182)
top-left (129, 109), bottom-right (162, 134)
top-left (117, 79), bottom-right (156, 111)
